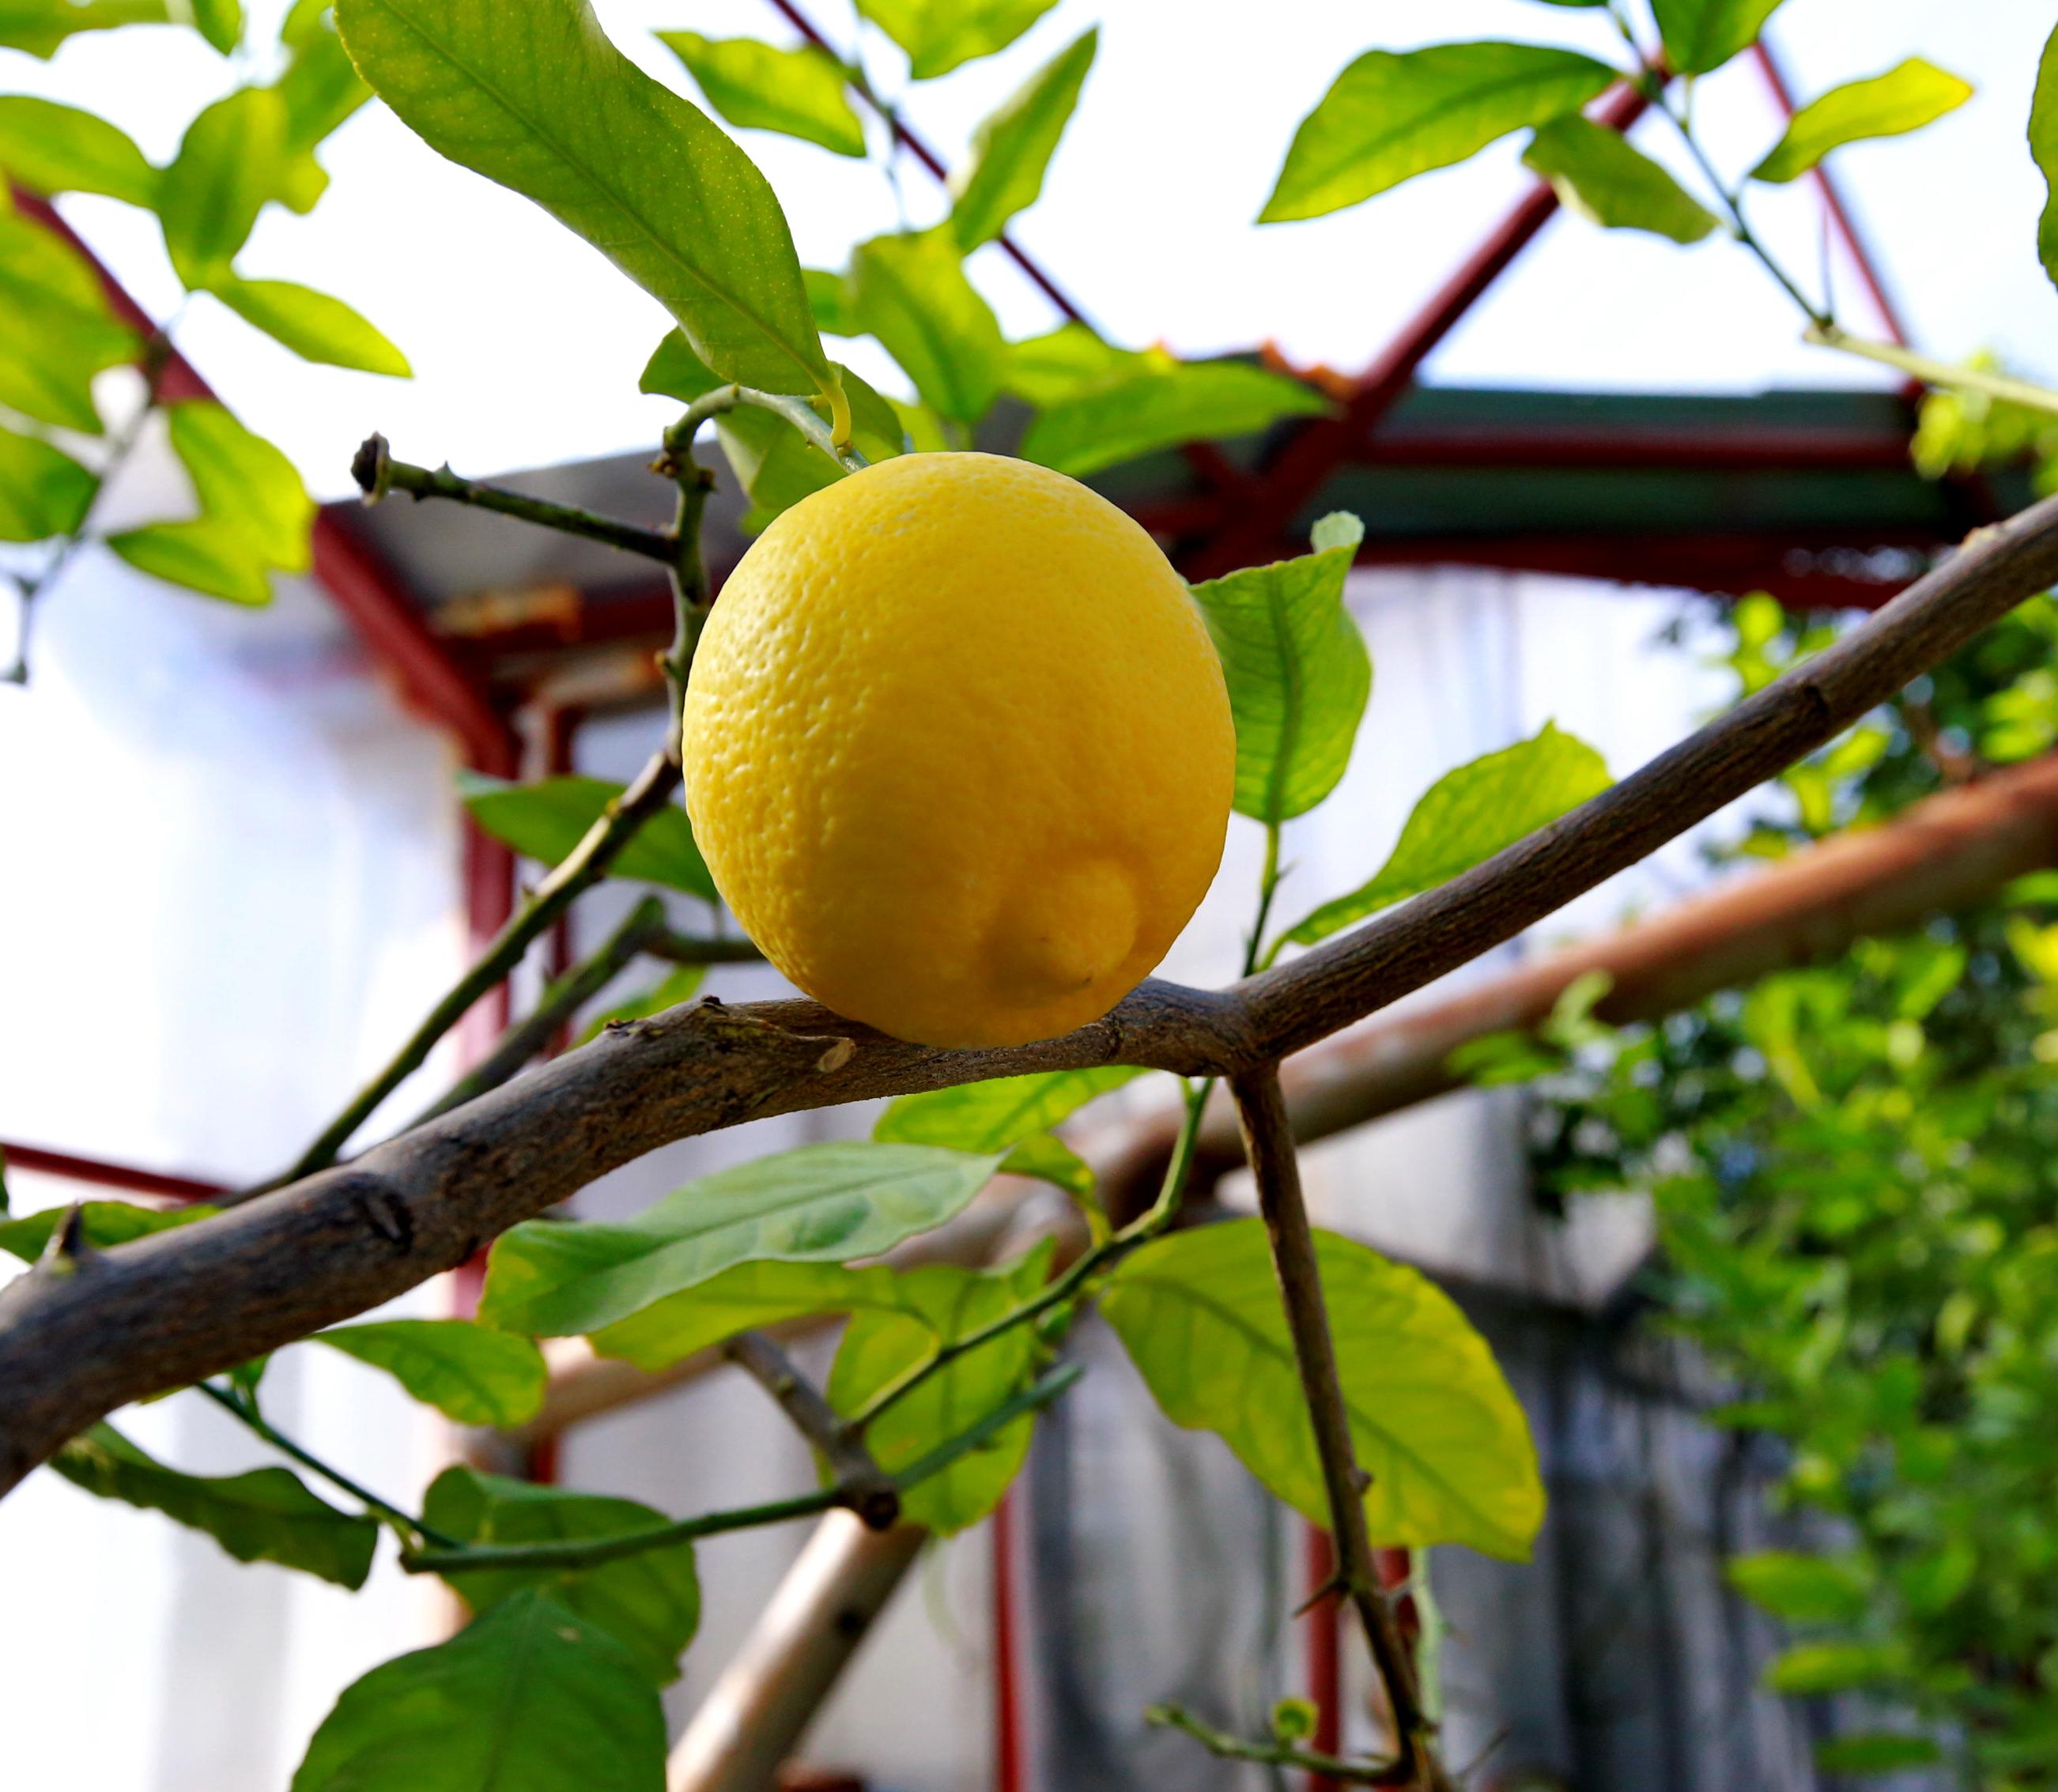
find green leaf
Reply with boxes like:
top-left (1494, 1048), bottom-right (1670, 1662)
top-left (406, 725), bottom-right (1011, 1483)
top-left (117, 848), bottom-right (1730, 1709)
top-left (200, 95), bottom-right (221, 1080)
top-left (856, 0), bottom-right (1057, 81)
top-left (1522, 115), bottom-right (1716, 243)
top-left (0, 0), bottom-right (168, 57)
top-left (950, 27), bottom-right (1095, 250)
top-left (1001, 321), bottom-right (1132, 405)
top-left (336, 0), bottom-right (830, 400)
top-left (167, 399), bottom-right (315, 572)
top-left (0, 1198), bottom-right (214, 1261)
top-left (213, 277), bottom-right (410, 375)
top-left (577, 962), bottom-right (705, 1045)
top-left (105, 519), bottom-right (273, 605)
top-left (805, 265), bottom-right (857, 336)
top-left (278, 16), bottom-right (368, 150)
top-left (0, 213), bottom-right (137, 434)
top-left (848, 227), bottom-right (1005, 424)
top-left (2034, 28), bottom-right (2058, 296)
top-left (1188, 514), bottom-right (1372, 824)
top-left (1276, 723), bottom-right (1610, 950)
top-left (875, 1066), bottom-right (1143, 1153)
top-left (423, 1470), bottom-right (700, 1687)
top-left (996, 1132), bottom-right (1094, 1196)
top-left (0, 426), bottom-right (95, 543)
top-left (479, 1141), bottom-right (1003, 1337)
top-left (157, 86), bottom-right (293, 285)
top-left (710, 363), bottom-right (905, 529)
top-left (828, 1247), bottom-right (1052, 1533)
top-left (0, 96), bottom-right (157, 205)
top-left (1261, 41), bottom-right (1616, 223)
top-left (1101, 1218), bottom-right (1544, 1559)
top-left (1019, 355), bottom-right (1330, 478)
top-left (1813, 1734), bottom-right (1942, 1775)
top-left (1725, 1549), bottom-right (1871, 1624)
top-left (52, 1423), bottom-right (378, 1587)
top-left (189, 0), bottom-right (240, 51)
top-left (591, 1258), bottom-right (911, 1371)
top-left (639, 329), bottom-right (726, 406)
top-left (291, 1589), bottom-right (666, 1790)
top-left (1652, 0), bottom-right (1787, 76)
top-left (313, 1319), bottom-right (547, 1428)
top-left (1750, 58), bottom-right (1973, 184)
top-left (455, 772), bottom-right (716, 900)
top-left (1763, 1639), bottom-right (1905, 1696)
top-left (659, 32), bottom-right (865, 159)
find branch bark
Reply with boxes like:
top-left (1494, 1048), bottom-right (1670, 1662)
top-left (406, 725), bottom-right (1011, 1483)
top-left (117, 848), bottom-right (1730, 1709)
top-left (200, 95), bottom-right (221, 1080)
top-left (724, 1331), bottom-right (898, 1531)
top-left (6, 495), bottom-right (2058, 1496)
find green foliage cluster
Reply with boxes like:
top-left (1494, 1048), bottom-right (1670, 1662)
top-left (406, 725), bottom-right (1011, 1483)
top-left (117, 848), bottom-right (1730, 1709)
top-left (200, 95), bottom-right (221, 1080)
top-left (1498, 592), bottom-right (2058, 1780)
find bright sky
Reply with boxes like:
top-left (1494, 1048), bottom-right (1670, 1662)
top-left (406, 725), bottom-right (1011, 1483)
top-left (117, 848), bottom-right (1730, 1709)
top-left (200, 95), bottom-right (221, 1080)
top-left (11, 0), bottom-right (2056, 497)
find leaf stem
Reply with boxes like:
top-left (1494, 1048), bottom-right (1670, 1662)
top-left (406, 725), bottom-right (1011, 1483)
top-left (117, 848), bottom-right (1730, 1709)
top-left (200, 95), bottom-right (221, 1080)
top-left (1246, 820), bottom-right (1285, 977)
top-left (1228, 1065), bottom-right (1452, 1792)
top-left (1804, 325), bottom-right (2058, 419)
top-left (350, 436), bottom-right (678, 564)
top-left (198, 1380), bottom-right (460, 1548)
top-left (1145, 1704), bottom-right (1400, 1786)
top-left (402, 1362), bottom-right (1081, 1575)
top-left (663, 381), bottom-right (868, 473)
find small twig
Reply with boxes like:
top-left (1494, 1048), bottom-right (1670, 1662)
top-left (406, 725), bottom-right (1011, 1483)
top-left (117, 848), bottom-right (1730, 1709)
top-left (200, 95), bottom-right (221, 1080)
top-left (402, 1362), bottom-right (1080, 1575)
top-left (1145, 1704), bottom-right (1401, 1786)
top-left (663, 382), bottom-right (866, 477)
top-left (725, 1330), bottom-right (899, 1530)
top-left (643, 929), bottom-right (767, 967)
top-left (259, 751), bottom-right (684, 1190)
top-left (413, 895), bottom-right (668, 1125)
top-left (1229, 1066), bottom-right (1452, 1792)
top-left (197, 1381), bottom-right (459, 1548)
top-left (352, 435), bottom-right (678, 563)
top-left (1805, 325), bottom-right (2058, 420)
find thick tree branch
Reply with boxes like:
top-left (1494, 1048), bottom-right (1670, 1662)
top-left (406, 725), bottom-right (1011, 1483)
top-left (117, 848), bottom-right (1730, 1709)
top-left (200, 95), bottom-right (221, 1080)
top-left (6, 496), bottom-right (2058, 1496)
top-left (1230, 1067), bottom-right (1448, 1792)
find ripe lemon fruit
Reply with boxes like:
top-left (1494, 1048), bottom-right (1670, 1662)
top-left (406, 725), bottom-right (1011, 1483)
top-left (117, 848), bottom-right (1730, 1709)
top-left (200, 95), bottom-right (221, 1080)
top-left (681, 451), bottom-right (1235, 1048)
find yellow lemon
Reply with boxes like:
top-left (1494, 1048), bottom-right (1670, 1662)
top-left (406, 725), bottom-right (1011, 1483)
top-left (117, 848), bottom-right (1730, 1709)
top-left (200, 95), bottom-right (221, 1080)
top-left (681, 451), bottom-right (1235, 1048)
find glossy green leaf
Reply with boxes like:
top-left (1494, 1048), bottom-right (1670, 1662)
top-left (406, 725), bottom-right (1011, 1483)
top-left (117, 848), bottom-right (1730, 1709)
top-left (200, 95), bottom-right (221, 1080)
top-left (0, 0), bottom-right (168, 57)
top-left (213, 276), bottom-right (410, 375)
top-left (1651, 0), bottom-right (1787, 75)
top-left (659, 32), bottom-right (865, 158)
top-left (105, 520), bottom-right (273, 606)
top-left (157, 87), bottom-right (294, 285)
top-left (336, 0), bottom-right (829, 399)
top-left (1188, 512), bottom-right (1371, 824)
top-left (1725, 1549), bottom-right (1871, 1624)
top-left (1019, 354), bottom-right (1330, 477)
top-left (1763, 1639), bottom-right (1905, 1696)
top-left (712, 363), bottom-right (904, 529)
top-left (291, 1589), bottom-right (666, 1790)
top-left (0, 426), bottom-right (95, 543)
top-left (856, 0), bottom-right (1056, 81)
top-left (0, 1197), bottom-right (214, 1262)
top-left (0, 213), bottom-right (137, 434)
top-left (1001, 321), bottom-right (1132, 404)
top-left (576, 962), bottom-right (705, 1045)
top-left (168, 400), bottom-right (315, 572)
top-left (479, 1141), bottom-right (1003, 1337)
top-left (828, 1247), bottom-right (1052, 1533)
top-left (591, 1258), bottom-right (912, 1371)
top-left (2033, 27), bottom-right (2058, 296)
top-left (877, 1066), bottom-right (1143, 1153)
top-left (455, 772), bottom-right (716, 900)
top-left (1102, 1219), bottom-right (1544, 1558)
top-left (1813, 1734), bottom-right (1942, 1774)
top-left (52, 1423), bottom-right (378, 1587)
top-left (0, 97), bottom-right (157, 205)
top-left (1522, 115), bottom-right (1716, 243)
top-left (950, 27), bottom-right (1095, 250)
top-left (189, 0), bottom-right (240, 51)
top-left (1751, 58), bottom-right (1973, 184)
top-left (1277, 723), bottom-right (1610, 949)
top-left (423, 1469), bottom-right (700, 1686)
top-left (313, 1319), bottom-right (547, 1428)
top-left (1261, 41), bottom-right (1616, 223)
top-left (639, 329), bottom-right (725, 405)
top-left (849, 227), bottom-right (1004, 424)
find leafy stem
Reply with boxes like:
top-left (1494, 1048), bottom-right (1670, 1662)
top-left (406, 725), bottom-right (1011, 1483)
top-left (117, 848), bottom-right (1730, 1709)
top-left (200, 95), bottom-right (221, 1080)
top-left (402, 1361), bottom-right (1082, 1576)
top-left (198, 1380), bottom-right (460, 1549)
top-left (1145, 1704), bottom-right (1399, 1786)
top-left (663, 380), bottom-right (867, 473)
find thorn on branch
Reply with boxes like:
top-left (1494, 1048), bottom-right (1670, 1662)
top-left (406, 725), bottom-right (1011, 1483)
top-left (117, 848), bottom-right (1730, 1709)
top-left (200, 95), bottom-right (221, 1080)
top-left (36, 1202), bottom-right (90, 1276)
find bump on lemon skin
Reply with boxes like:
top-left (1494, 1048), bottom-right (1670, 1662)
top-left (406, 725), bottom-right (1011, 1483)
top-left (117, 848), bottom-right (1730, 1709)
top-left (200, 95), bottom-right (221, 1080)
top-left (682, 451), bottom-right (1236, 1048)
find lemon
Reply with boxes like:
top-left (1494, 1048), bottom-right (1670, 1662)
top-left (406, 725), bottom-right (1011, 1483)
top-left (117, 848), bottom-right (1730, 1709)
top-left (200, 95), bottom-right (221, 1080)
top-left (681, 451), bottom-right (1235, 1048)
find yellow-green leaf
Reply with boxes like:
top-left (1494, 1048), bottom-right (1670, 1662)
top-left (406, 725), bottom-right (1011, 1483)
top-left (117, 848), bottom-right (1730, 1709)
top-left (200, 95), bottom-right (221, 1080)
top-left (950, 27), bottom-right (1095, 250)
top-left (0, 212), bottom-right (137, 433)
top-left (1019, 354), bottom-right (1330, 477)
top-left (1262, 41), bottom-right (1616, 223)
top-left (213, 276), bottom-right (410, 375)
top-left (188, 0), bottom-right (240, 52)
top-left (1652, 0), bottom-right (1786, 75)
top-left (1751, 58), bottom-right (1973, 185)
top-left (157, 87), bottom-right (293, 285)
top-left (0, 425), bottom-right (95, 543)
top-left (591, 1258), bottom-right (912, 1371)
top-left (313, 1319), bottom-right (547, 1428)
top-left (659, 32), bottom-right (866, 159)
top-left (1522, 114), bottom-right (1717, 243)
top-left (105, 519), bottom-right (273, 605)
top-left (875, 1066), bottom-right (1144, 1153)
top-left (0, 1197), bottom-right (214, 1261)
top-left (167, 400), bottom-right (315, 572)
top-left (2034, 26), bottom-right (2058, 296)
top-left (856, 0), bottom-right (1056, 81)
top-left (1102, 1219), bottom-right (1544, 1559)
top-left (1, 0), bottom-right (169, 57)
top-left (0, 96), bottom-right (157, 205)
top-left (848, 227), bottom-right (1005, 424)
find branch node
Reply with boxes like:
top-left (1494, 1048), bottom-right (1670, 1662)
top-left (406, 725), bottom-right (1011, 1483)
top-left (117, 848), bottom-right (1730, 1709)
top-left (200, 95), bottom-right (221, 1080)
top-left (350, 433), bottom-right (393, 504)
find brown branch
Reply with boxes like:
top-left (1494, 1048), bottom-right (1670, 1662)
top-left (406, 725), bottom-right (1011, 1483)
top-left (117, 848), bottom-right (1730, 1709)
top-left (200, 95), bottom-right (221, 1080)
top-left (1230, 1066), bottom-right (1450, 1792)
top-left (4, 496), bottom-right (2058, 1496)
top-left (723, 1331), bottom-right (898, 1531)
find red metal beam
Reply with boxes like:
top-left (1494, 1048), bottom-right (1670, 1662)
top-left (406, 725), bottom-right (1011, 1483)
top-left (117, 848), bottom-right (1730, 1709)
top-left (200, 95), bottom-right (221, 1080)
top-left (2, 1140), bottom-right (226, 1205)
